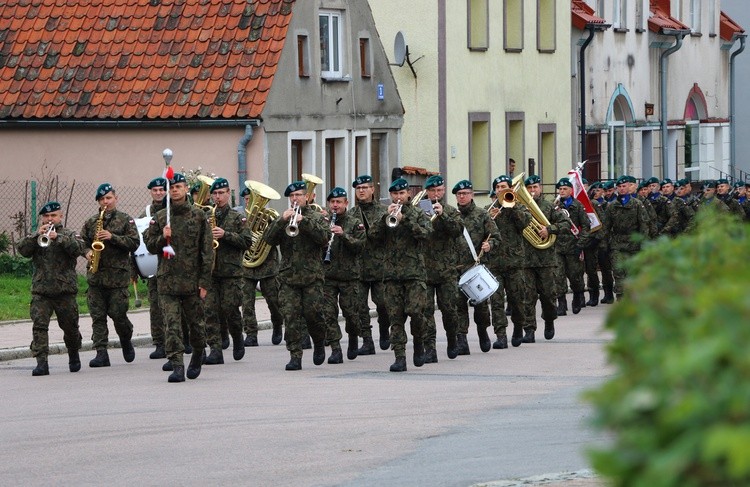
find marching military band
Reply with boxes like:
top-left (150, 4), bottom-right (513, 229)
top-left (22, 163), bottom-right (750, 380)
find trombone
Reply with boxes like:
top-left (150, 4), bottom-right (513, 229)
top-left (286, 202), bottom-right (302, 237)
top-left (487, 189), bottom-right (515, 219)
top-left (38, 224), bottom-right (54, 247)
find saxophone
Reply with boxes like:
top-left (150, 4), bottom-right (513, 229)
top-left (89, 206), bottom-right (106, 273)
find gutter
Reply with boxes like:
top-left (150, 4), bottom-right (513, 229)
top-left (0, 119), bottom-right (262, 129)
top-left (730, 35), bottom-right (747, 178)
top-left (659, 31), bottom-right (686, 180)
top-left (237, 124), bottom-right (255, 186)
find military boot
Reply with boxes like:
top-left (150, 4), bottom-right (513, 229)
top-left (456, 333), bottom-right (470, 355)
top-left (68, 349), bottom-right (81, 373)
top-left (601, 286), bottom-right (615, 304)
top-left (477, 326), bottom-right (492, 353)
top-left (183, 330), bottom-right (193, 354)
top-left (572, 292), bottom-right (584, 314)
top-left (413, 340), bottom-right (425, 367)
top-left (149, 345), bottom-right (166, 359)
top-left (556, 296), bottom-right (568, 316)
top-left (327, 348), bottom-right (343, 364)
top-left (32, 357), bottom-right (49, 376)
top-left (312, 341), bottom-right (326, 365)
top-left (271, 324), bottom-right (283, 345)
top-left (232, 331), bottom-right (245, 361)
top-left (162, 360), bottom-right (173, 371)
top-left (389, 356), bottom-right (407, 372)
top-left (544, 320), bottom-right (556, 340)
top-left (522, 329), bottom-right (535, 343)
top-left (423, 348), bottom-right (438, 364)
top-left (121, 339), bottom-right (135, 363)
top-left (301, 334), bottom-right (312, 350)
top-left (505, 303), bottom-right (512, 316)
top-left (285, 356), bottom-right (302, 371)
top-left (89, 349), bottom-right (110, 368)
top-left (510, 325), bottom-right (524, 348)
top-left (168, 364), bottom-right (185, 383)
top-left (357, 337), bottom-right (376, 356)
top-left (204, 348), bottom-right (224, 365)
top-left (586, 290), bottom-right (599, 307)
top-left (446, 334), bottom-right (458, 359)
top-left (221, 327), bottom-right (230, 350)
top-left (243, 334), bottom-right (258, 347)
top-left (187, 350), bottom-right (205, 379)
top-left (379, 323), bottom-right (390, 350)
top-left (492, 334), bottom-right (508, 349)
top-left (346, 334), bottom-right (358, 360)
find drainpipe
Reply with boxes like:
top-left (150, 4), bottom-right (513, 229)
top-left (730, 35), bottom-right (746, 179)
top-left (237, 124), bottom-right (255, 186)
top-left (659, 30), bottom-right (686, 180)
top-left (578, 23), bottom-right (609, 166)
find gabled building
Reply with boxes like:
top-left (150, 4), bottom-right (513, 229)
top-left (0, 0), bottom-right (403, 211)
top-left (572, 0), bottom-right (746, 182)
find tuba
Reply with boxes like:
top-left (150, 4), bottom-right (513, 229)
top-left (192, 175), bottom-right (219, 250)
top-left (301, 173), bottom-right (324, 212)
top-left (509, 173), bottom-right (557, 250)
top-left (242, 180), bottom-right (281, 268)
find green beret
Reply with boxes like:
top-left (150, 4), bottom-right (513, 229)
top-left (424, 175), bottom-right (444, 189)
top-left (638, 181), bottom-right (648, 190)
top-left (556, 178), bottom-right (573, 189)
top-left (581, 177), bottom-right (589, 185)
top-left (389, 178), bottom-right (409, 192)
top-left (661, 178), bottom-right (674, 186)
top-left (327, 187), bottom-right (347, 200)
top-left (95, 183), bottom-right (113, 200)
top-left (703, 180), bottom-right (717, 189)
top-left (170, 173), bottom-right (187, 184)
top-left (590, 181), bottom-right (602, 190)
top-left (240, 186), bottom-right (251, 197)
top-left (189, 181), bottom-right (201, 194)
top-left (452, 179), bottom-right (473, 194)
top-left (717, 178), bottom-right (729, 185)
top-left (674, 178), bottom-right (689, 188)
top-left (615, 175), bottom-right (630, 186)
top-left (733, 181), bottom-right (744, 189)
top-left (147, 177), bottom-right (167, 189)
top-left (352, 175), bottom-right (373, 188)
top-left (626, 175), bottom-right (637, 184)
top-left (39, 201), bottom-right (61, 215)
top-left (602, 181), bottom-right (615, 190)
top-left (645, 177), bottom-right (660, 185)
top-left (492, 175), bottom-right (512, 188)
top-left (210, 177), bottom-right (229, 192)
top-left (524, 175), bottom-right (541, 186)
top-left (284, 181), bottom-right (307, 196)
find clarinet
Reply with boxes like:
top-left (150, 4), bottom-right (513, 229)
top-left (323, 211), bottom-right (337, 265)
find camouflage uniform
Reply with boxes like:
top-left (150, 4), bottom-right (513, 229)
top-left (647, 192), bottom-right (670, 236)
top-left (583, 199), bottom-right (612, 305)
top-left (554, 197), bottom-right (591, 311)
top-left (637, 195), bottom-right (658, 238)
top-left (137, 200), bottom-right (166, 349)
top-left (242, 246), bottom-right (283, 343)
top-left (81, 208), bottom-right (140, 352)
top-left (604, 195), bottom-right (650, 297)
top-left (718, 193), bottom-right (745, 219)
top-left (144, 199), bottom-right (213, 366)
top-left (662, 195), bottom-right (694, 236)
top-left (455, 200), bottom-right (500, 350)
top-left (422, 201), bottom-right (462, 357)
top-left (264, 205), bottom-right (331, 360)
top-left (323, 210), bottom-right (366, 354)
top-left (204, 205), bottom-right (252, 359)
top-left (18, 225), bottom-right (83, 361)
top-left (368, 203), bottom-right (431, 360)
top-left (350, 200), bottom-right (390, 350)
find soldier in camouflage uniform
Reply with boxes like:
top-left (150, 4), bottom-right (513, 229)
top-left (605, 175), bottom-right (650, 299)
top-left (144, 173), bottom-right (213, 382)
top-left (737, 182), bottom-right (750, 221)
top-left (202, 177), bottom-right (253, 365)
top-left (716, 179), bottom-right (745, 218)
top-left (263, 180), bottom-right (331, 370)
top-left (420, 175), bottom-right (462, 362)
top-left (632, 180), bottom-right (657, 239)
top-left (238, 185), bottom-right (284, 347)
top-left (453, 180), bottom-right (500, 355)
top-left (553, 178), bottom-right (591, 315)
top-left (368, 178), bottom-right (432, 372)
top-left (322, 187), bottom-right (366, 364)
top-left (697, 180), bottom-right (730, 214)
top-left (582, 182), bottom-right (608, 307)
top-left (350, 175), bottom-right (391, 355)
top-left (18, 201), bottom-right (84, 376)
top-left (645, 177), bottom-right (670, 236)
top-left (81, 183), bottom-right (140, 368)
top-left (523, 175), bottom-right (571, 341)
top-left (662, 178), bottom-right (695, 236)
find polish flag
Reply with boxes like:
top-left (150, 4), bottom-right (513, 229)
top-left (567, 164), bottom-right (602, 231)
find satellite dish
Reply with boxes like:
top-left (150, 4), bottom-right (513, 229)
top-left (393, 31), bottom-right (407, 66)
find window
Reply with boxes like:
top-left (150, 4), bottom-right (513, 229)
top-left (596, 0), bottom-right (605, 18)
top-left (468, 0), bottom-right (489, 50)
top-left (323, 134), bottom-right (347, 193)
top-left (290, 137), bottom-right (314, 181)
top-left (690, 0), bottom-right (701, 34)
top-left (297, 34), bottom-right (310, 77)
top-left (635, 0), bottom-right (645, 32)
top-left (671, 0), bottom-right (683, 21)
top-left (684, 122), bottom-right (700, 181)
top-left (538, 124), bottom-right (557, 186)
top-left (613, 0), bottom-right (627, 31)
top-left (504, 0), bottom-right (523, 51)
top-left (469, 113), bottom-right (491, 192)
top-left (359, 37), bottom-right (371, 78)
top-left (354, 134), bottom-right (369, 175)
top-left (319, 10), bottom-right (343, 78)
top-left (537, 0), bottom-right (556, 52)
top-left (708, 0), bottom-right (716, 36)
top-left (506, 112), bottom-right (524, 177)
top-left (608, 122), bottom-right (627, 178)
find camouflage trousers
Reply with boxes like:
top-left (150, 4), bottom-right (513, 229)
top-left (488, 268), bottom-right (507, 334)
top-left (279, 279), bottom-right (326, 359)
top-left (457, 283), bottom-right (491, 335)
top-left (525, 266), bottom-right (557, 331)
top-left (323, 279), bottom-right (361, 349)
top-left (205, 277), bottom-right (243, 350)
top-left (159, 293), bottom-right (206, 366)
top-left (29, 293), bottom-right (82, 359)
top-left (383, 279), bottom-right (429, 357)
top-left (358, 280), bottom-right (390, 339)
top-left (147, 278), bottom-right (165, 346)
top-left (87, 286), bottom-right (133, 350)
top-left (242, 276), bottom-right (283, 338)
top-left (491, 268), bottom-right (535, 335)
top-left (611, 249), bottom-right (636, 295)
top-left (584, 243), bottom-right (614, 293)
top-left (555, 252), bottom-right (586, 296)
top-left (423, 277), bottom-right (460, 350)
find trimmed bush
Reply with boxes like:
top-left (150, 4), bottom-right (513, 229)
top-left (0, 253), bottom-right (33, 276)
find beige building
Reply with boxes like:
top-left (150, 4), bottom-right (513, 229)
top-left (369, 0), bottom-right (573, 197)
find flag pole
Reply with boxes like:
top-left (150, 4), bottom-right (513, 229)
top-left (162, 148), bottom-right (175, 258)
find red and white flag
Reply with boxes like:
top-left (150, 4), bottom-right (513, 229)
top-left (567, 165), bottom-right (602, 231)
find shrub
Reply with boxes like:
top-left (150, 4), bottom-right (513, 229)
top-left (586, 208), bottom-right (750, 486)
top-left (0, 253), bottom-right (33, 276)
top-left (0, 231), bottom-right (10, 253)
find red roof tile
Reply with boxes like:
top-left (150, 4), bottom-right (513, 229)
top-left (720, 11), bottom-right (745, 42)
top-left (0, 0), bottom-right (294, 121)
top-left (649, 0), bottom-right (690, 34)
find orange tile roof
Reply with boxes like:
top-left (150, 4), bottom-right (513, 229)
top-left (720, 11), bottom-right (745, 42)
top-left (0, 0), bottom-right (294, 120)
top-left (649, 0), bottom-right (690, 34)
top-left (571, 0), bottom-right (607, 31)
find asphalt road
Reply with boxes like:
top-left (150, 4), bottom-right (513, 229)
top-left (0, 302), bottom-right (612, 487)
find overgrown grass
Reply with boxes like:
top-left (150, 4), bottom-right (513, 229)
top-left (0, 274), bottom-right (150, 321)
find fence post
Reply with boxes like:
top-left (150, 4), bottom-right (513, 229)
top-left (30, 180), bottom-right (38, 232)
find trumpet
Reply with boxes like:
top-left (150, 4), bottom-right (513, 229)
top-left (286, 202), bottom-right (302, 237)
top-left (386, 200), bottom-right (402, 228)
top-left (37, 224), bottom-right (54, 247)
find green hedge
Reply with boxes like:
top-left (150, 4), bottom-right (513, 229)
top-left (587, 208), bottom-right (750, 486)
top-left (0, 253), bottom-right (33, 276)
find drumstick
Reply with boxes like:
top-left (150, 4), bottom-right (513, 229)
top-left (132, 279), bottom-right (142, 308)
top-left (475, 234), bottom-right (491, 262)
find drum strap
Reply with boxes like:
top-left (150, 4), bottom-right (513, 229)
top-left (145, 205), bottom-right (151, 218)
top-left (462, 228), bottom-right (479, 262)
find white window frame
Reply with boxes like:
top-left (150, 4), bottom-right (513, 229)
top-left (613, 0), bottom-right (622, 29)
top-left (319, 10), bottom-right (344, 79)
top-left (690, 0), bottom-right (701, 34)
top-left (608, 121), bottom-right (627, 178)
top-left (684, 121), bottom-right (701, 180)
top-left (672, 0), bottom-right (683, 21)
top-left (708, 0), bottom-right (716, 35)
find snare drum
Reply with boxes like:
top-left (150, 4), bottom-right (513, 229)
top-left (133, 216), bottom-right (158, 278)
top-left (458, 264), bottom-right (499, 305)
